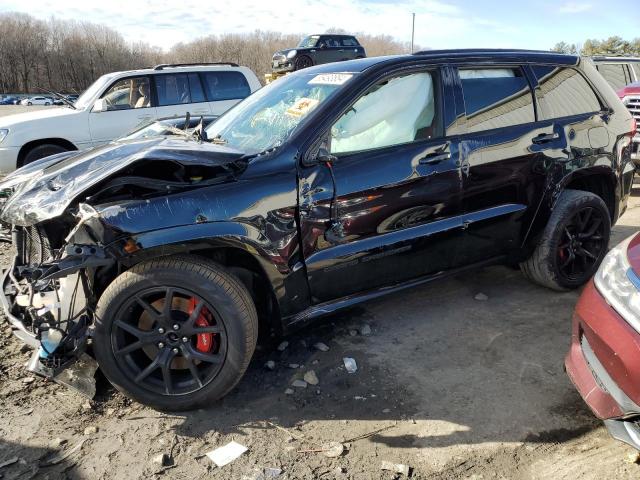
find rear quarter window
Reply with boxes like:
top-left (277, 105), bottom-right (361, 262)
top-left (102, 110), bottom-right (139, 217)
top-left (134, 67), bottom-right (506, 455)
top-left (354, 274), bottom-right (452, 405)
top-left (341, 37), bottom-right (360, 47)
top-left (202, 71), bottom-right (251, 101)
top-left (596, 63), bottom-right (629, 90)
top-left (532, 66), bottom-right (602, 119)
top-left (459, 67), bottom-right (535, 133)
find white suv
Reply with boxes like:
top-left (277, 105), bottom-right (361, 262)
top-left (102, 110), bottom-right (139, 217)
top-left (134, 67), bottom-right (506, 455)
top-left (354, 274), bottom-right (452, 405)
top-left (0, 63), bottom-right (261, 171)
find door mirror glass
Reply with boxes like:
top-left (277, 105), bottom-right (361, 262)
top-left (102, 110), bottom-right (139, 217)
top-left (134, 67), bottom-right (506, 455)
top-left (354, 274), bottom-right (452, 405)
top-left (92, 98), bottom-right (106, 113)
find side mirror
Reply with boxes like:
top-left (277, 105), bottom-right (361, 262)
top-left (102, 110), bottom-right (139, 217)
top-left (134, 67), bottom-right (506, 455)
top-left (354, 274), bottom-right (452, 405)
top-left (317, 147), bottom-right (336, 165)
top-left (92, 98), bottom-right (106, 113)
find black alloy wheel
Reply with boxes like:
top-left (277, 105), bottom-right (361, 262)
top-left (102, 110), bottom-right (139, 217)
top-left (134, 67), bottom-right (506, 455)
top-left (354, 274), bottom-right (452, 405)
top-left (294, 55), bottom-right (313, 70)
top-left (557, 207), bottom-right (606, 283)
top-left (111, 287), bottom-right (226, 396)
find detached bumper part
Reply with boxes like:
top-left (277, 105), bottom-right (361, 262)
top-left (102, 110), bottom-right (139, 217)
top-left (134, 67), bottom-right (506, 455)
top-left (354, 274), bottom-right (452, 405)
top-left (0, 267), bottom-right (39, 347)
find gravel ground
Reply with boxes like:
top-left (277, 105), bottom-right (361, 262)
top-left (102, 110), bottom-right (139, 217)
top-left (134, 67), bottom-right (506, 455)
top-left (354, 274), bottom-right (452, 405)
top-left (0, 103), bottom-right (640, 479)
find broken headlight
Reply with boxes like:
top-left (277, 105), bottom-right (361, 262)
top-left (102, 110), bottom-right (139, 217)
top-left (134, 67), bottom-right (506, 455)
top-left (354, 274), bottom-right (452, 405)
top-left (594, 234), bottom-right (640, 333)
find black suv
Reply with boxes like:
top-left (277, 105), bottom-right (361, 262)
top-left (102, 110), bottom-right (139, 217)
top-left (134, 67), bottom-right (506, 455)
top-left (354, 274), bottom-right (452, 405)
top-left (1, 49), bottom-right (635, 410)
top-left (272, 34), bottom-right (366, 72)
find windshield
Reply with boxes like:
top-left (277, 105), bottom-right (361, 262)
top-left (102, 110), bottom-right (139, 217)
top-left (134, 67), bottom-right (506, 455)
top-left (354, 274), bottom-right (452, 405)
top-left (74, 73), bottom-right (117, 110)
top-left (204, 72), bottom-right (355, 155)
top-left (298, 36), bottom-right (320, 48)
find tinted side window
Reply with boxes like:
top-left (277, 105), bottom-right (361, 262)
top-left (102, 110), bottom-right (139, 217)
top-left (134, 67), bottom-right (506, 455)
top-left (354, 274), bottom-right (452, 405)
top-left (331, 71), bottom-right (438, 154)
top-left (459, 67), bottom-right (534, 132)
top-left (188, 73), bottom-right (206, 103)
top-left (597, 63), bottom-right (629, 90)
top-left (341, 37), bottom-right (359, 47)
top-left (155, 74), bottom-right (192, 106)
top-left (532, 66), bottom-right (601, 120)
top-left (326, 36), bottom-right (341, 47)
top-left (202, 72), bottom-right (251, 101)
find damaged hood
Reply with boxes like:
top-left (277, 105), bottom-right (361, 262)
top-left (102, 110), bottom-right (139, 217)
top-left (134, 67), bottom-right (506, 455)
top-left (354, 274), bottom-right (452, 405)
top-left (0, 137), bottom-right (246, 226)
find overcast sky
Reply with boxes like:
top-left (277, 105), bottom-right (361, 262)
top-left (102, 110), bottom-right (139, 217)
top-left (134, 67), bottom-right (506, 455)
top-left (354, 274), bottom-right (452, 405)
top-left (0, 0), bottom-right (635, 51)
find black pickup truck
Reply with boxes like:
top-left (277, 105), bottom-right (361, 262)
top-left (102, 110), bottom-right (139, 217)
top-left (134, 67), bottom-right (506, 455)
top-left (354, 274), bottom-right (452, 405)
top-left (0, 50), bottom-right (635, 410)
top-left (271, 34), bottom-right (366, 72)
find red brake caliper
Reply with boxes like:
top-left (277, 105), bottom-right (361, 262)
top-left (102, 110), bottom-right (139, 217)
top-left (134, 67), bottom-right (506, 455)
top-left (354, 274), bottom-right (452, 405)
top-left (188, 298), bottom-right (215, 353)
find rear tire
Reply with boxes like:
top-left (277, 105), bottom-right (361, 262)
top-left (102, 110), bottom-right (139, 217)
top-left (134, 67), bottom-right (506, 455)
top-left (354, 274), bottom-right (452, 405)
top-left (93, 255), bottom-right (258, 411)
top-left (520, 189), bottom-right (610, 291)
top-left (21, 143), bottom-right (69, 167)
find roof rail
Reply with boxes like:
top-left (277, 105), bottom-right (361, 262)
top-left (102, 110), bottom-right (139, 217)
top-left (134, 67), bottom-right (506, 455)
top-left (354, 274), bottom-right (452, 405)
top-left (153, 62), bottom-right (239, 70)
top-left (412, 48), bottom-right (558, 56)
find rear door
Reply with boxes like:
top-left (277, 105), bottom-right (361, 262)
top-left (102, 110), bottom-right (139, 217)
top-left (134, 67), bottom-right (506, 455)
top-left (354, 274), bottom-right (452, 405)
top-left (453, 64), bottom-right (546, 263)
top-left (299, 67), bottom-right (466, 303)
top-left (88, 75), bottom-right (158, 144)
top-left (201, 71), bottom-right (252, 116)
top-left (153, 72), bottom-right (210, 118)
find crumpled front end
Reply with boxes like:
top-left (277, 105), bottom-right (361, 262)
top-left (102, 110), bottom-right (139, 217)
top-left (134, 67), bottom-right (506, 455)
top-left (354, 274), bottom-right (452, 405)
top-left (1, 216), bottom-right (114, 395)
top-left (0, 137), bottom-right (248, 396)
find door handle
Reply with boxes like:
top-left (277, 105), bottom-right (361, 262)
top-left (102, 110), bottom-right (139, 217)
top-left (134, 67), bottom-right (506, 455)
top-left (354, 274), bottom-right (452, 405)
top-left (419, 151), bottom-right (451, 165)
top-left (531, 132), bottom-right (560, 144)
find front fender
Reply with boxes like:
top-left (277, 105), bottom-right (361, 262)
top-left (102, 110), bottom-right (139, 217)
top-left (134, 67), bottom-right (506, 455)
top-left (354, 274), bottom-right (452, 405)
top-left (104, 221), bottom-right (311, 319)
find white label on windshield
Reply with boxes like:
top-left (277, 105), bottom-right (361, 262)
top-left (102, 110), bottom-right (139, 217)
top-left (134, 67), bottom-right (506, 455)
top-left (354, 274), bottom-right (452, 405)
top-left (308, 73), bottom-right (353, 86)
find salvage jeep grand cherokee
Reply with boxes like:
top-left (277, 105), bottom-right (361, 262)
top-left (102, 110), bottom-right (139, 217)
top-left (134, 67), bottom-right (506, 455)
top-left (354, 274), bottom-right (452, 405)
top-left (0, 50), bottom-right (635, 410)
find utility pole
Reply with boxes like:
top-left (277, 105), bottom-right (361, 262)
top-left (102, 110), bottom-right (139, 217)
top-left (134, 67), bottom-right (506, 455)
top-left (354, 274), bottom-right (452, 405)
top-left (411, 13), bottom-right (415, 53)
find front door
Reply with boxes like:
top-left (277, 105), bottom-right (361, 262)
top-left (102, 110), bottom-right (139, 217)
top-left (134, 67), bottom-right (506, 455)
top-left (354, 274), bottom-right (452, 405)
top-left (89, 75), bottom-right (157, 145)
top-left (298, 68), bottom-right (466, 304)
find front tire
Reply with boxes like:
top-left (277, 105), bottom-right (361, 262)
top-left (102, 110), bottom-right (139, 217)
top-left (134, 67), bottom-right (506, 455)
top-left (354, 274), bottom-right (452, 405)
top-left (93, 256), bottom-right (258, 411)
top-left (21, 143), bottom-right (69, 166)
top-left (294, 55), bottom-right (313, 70)
top-left (520, 189), bottom-right (610, 291)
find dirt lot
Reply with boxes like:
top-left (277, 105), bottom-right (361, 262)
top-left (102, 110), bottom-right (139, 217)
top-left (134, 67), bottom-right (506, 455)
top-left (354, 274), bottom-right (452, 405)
top-left (0, 102), bottom-right (639, 478)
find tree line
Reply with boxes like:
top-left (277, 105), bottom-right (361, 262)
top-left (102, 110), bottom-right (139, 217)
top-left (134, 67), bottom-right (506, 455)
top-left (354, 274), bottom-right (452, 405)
top-left (0, 12), bottom-right (414, 94)
top-left (552, 36), bottom-right (640, 56)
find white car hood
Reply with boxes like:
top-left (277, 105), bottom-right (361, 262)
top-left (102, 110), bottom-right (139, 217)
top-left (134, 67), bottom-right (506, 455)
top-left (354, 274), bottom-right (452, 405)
top-left (0, 107), bottom-right (82, 128)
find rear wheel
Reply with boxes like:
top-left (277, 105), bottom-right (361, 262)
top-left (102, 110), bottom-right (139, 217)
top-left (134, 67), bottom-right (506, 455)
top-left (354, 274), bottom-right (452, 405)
top-left (21, 143), bottom-right (69, 166)
top-left (93, 256), bottom-right (258, 410)
top-left (520, 189), bottom-right (610, 290)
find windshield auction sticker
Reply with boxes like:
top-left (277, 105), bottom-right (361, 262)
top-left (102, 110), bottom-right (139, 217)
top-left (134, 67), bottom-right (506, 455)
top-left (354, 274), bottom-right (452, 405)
top-left (285, 97), bottom-right (320, 117)
top-left (308, 73), bottom-right (353, 86)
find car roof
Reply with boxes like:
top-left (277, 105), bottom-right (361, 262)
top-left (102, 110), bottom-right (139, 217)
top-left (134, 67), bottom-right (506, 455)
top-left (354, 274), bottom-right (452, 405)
top-left (304, 49), bottom-right (579, 75)
top-left (109, 64), bottom-right (250, 77)
top-left (311, 34), bottom-right (356, 37)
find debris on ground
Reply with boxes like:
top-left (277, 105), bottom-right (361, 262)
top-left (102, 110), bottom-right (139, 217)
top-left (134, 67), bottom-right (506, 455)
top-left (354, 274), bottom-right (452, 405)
top-left (83, 426), bottom-right (98, 435)
top-left (277, 341), bottom-right (289, 352)
top-left (298, 441), bottom-right (345, 458)
top-left (50, 437), bottom-right (67, 448)
top-left (287, 363), bottom-right (300, 369)
top-left (381, 460), bottom-right (411, 476)
top-left (474, 293), bottom-right (489, 301)
top-left (349, 329), bottom-right (358, 336)
top-left (264, 360), bottom-right (276, 370)
top-left (206, 441), bottom-right (248, 467)
top-left (152, 453), bottom-right (172, 466)
top-left (0, 457), bottom-right (19, 469)
top-left (284, 388), bottom-right (294, 395)
top-left (360, 324), bottom-right (372, 335)
top-left (625, 451), bottom-right (640, 464)
top-left (343, 357), bottom-right (358, 373)
top-left (303, 370), bottom-right (319, 385)
top-left (291, 379), bottom-right (307, 388)
top-left (266, 421), bottom-right (303, 440)
top-left (263, 466), bottom-right (283, 477)
top-left (314, 342), bottom-right (330, 352)
top-left (40, 440), bottom-right (86, 467)
top-left (22, 376), bottom-right (35, 384)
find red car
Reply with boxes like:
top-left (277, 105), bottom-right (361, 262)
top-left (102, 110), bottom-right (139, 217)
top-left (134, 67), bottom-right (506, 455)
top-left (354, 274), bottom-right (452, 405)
top-left (566, 233), bottom-right (640, 449)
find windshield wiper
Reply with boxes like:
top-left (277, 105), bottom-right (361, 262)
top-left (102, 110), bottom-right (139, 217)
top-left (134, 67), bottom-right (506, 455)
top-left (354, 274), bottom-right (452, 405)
top-left (36, 86), bottom-right (76, 110)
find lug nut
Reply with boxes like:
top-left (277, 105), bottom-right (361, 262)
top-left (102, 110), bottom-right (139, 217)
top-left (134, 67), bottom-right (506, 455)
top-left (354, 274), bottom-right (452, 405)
top-left (158, 327), bottom-right (165, 334)
top-left (182, 337), bottom-right (189, 343)
top-left (158, 342), bottom-right (165, 348)
top-left (173, 324), bottom-right (180, 331)
top-left (172, 348), bottom-right (179, 354)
